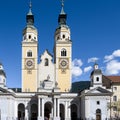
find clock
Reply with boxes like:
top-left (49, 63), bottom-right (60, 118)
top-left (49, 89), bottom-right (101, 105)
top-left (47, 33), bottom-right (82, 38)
top-left (59, 59), bottom-right (68, 69)
top-left (25, 59), bottom-right (34, 69)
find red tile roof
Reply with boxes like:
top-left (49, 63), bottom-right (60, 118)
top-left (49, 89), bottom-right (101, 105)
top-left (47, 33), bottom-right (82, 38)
top-left (106, 76), bottom-right (120, 83)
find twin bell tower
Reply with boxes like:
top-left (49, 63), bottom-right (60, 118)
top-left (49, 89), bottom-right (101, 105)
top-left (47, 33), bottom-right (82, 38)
top-left (22, 1), bottom-right (72, 92)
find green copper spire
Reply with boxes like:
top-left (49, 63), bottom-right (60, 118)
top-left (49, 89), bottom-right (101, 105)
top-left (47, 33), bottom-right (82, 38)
top-left (26, 0), bottom-right (34, 26)
top-left (58, 0), bottom-right (67, 25)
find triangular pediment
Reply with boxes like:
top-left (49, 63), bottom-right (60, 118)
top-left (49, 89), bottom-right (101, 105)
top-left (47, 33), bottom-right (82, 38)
top-left (40, 50), bottom-right (53, 61)
top-left (86, 87), bottom-right (112, 95)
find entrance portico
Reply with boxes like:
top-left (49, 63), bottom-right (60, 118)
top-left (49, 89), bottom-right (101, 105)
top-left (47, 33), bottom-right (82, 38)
top-left (37, 94), bottom-right (60, 120)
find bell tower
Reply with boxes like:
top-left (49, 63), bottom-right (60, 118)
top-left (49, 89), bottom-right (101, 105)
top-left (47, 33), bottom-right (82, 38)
top-left (22, 2), bottom-right (38, 92)
top-left (90, 63), bottom-right (102, 88)
top-left (54, 1), bottom-right (72, 92)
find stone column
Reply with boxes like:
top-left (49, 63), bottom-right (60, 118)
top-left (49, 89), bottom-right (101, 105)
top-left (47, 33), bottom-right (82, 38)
top-left (54, 98), bottom-right (56, 117)
top-left (24, 102), bottom-right (28, 120)
top-left (25, 108), bottom-right (28, 120)
top-left (65, 101), bottom-right (68, 119)
top-left (14, 101), bottom-right (18, 120)
top-left (53, 97), bottom-right (60, 120)
top-left (42, 98), bottom-right (44, 118)
top-left (38, 97), bottom-right (40, 119)
top-left (38, 97), bottom-right (44, 120)
top-left (68, 101), bottom-right (71, 118)
top-left (57, 98), bottom-right (60, 118)
top-left (51, 106), bottom-right (54, 119)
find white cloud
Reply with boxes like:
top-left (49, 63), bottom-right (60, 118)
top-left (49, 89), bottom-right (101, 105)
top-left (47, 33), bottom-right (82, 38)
top-left (72, 59), bottom-right (83, 67)
top-left (104, 49), bottom-right (120, 62)
top-left (84, 66), bottom-right (92, 73)
top-left (88, 57), bottom-right (99, 63)
top-left (72, 66), bottom-right (83, 77)
top-left (113, 49), bottom-right (120, 57)
top-left (105, 60), bottom-right (120, 75)
top-left (72, 59), bottom-right (83, 77)
top-left (104, 55), bottom-right (113, 62)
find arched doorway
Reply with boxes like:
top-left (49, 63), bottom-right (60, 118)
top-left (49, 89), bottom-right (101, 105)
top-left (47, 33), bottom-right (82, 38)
top-left (18, 103), bottom-right (25, 120)
top-left (60, 104), bottom-right (65, 120)
top-left (96, 109), bottom-right (101, 120)
top-left (31, 103), bottom-right (38, 120)
top-left (71, 104), bottom-right (77, 120)
top-left (44, 102), bottom-right (52, 120)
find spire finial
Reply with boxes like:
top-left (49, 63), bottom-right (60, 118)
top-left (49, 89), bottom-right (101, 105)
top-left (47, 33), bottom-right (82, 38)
top-left (28, 0), bottom-right (32, 15)
top-left (26, 0), bottom-right (34, 26)
top-left (60, 0), bottom-right (65, 14)
top-left (61, 0), bottom-right (64, 7)
top-left (29, 0), bottom-right (32, 9)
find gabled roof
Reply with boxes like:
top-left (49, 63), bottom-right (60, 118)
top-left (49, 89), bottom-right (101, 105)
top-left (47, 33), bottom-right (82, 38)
top-left (85, 87), bottom-right (112, 95)
top-left (102, 75), bottom-right (111, 89)
top-left (106, 76), bottom-right (120, 83)
top-left (40, 49), bottom-right (53, 59)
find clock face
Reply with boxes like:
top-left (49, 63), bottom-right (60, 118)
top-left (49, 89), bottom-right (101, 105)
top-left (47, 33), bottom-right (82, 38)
top-left (59, 59), bottom-right (68, 69)
top-left (61, 60), bottom-right (67, 66)
top-left (25, 59), bottom-right (34, 69)
top-left (27, 60), bottom-right (33, 66)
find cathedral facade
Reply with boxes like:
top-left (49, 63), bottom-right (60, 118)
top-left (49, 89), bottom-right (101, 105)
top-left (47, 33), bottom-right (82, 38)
top-left (0, 2), bottom-right (79, 120)
top-left (0, 2), bottom-right (119, 120)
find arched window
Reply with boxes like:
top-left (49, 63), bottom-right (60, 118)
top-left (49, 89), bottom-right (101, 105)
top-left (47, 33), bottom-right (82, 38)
top-left (71, 104), bottom-right (77, 120)
top-left (96, 77), bottom-right (99, 82)
top-left (27, 50), bottom-right (32, 57)
top-left (60, 104), bottom-right (65, 120)
top-left (18, 103), bottom-right (25, 120)
top-left (45, 58), bottom-right (49, 66)
top-left (62, 34), bottom-right (65, 39)
top-left (61, 49), bottom-right (67, 56)
top-left (29, 35), bottom-right (31, 39)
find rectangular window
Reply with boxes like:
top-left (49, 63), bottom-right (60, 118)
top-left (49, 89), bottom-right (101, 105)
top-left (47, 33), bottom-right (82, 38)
top-left (97, 101), bottom-right (100, 105)
top-left (113, 96), bottom-right (117, 101)
top-left (113, 106), bottom-right (117, 111)
top-left (96, 77), bottom-right (99, 82)
top-left (27, 51), bottom-right (32, 57)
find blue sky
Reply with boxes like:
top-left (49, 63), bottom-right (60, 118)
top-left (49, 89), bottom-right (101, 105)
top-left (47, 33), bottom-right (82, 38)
top-left (0, 0), bottom-right (120, 88)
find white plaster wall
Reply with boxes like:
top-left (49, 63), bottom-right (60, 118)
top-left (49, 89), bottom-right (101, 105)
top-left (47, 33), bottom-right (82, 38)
top-left (0, 96), bottom-right (15, 120)
top-left (38, 50), bottom-right (55, 88)
top-left (85, 96), bottom-right (110, 119)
